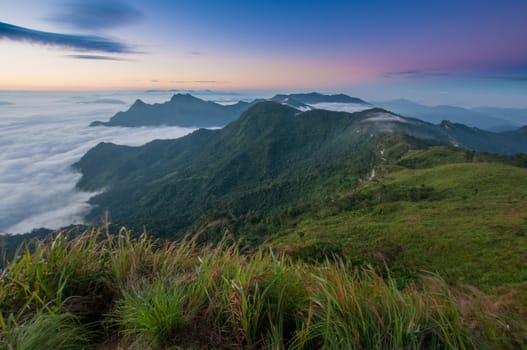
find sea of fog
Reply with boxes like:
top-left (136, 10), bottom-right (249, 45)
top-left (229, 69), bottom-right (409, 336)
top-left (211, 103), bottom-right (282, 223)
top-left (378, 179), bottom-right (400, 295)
top-left (0, 90), bottom-right (257, 234)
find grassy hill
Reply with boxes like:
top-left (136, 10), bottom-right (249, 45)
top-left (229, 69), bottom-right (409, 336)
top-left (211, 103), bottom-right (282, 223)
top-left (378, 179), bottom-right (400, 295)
top-left (267, 159), bottom-right (527, 291)
top-left (3, 125), bottom-right (527, 347)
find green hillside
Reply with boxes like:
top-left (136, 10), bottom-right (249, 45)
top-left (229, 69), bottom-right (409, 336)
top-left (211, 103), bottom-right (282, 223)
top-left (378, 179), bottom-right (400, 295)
top-left (77, 103), bottom-right (409, 237)
top-left (76, 102), bottom-right (527, 241)
top-left (267, 159), bottom-right (527, 291)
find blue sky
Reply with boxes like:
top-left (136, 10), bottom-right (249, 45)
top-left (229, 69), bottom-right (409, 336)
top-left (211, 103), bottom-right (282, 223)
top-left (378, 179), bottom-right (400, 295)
top-left (0, 0), bottom-right (526, 106)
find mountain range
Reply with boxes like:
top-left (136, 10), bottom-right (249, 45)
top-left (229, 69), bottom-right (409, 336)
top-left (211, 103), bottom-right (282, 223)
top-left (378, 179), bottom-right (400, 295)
top-left (89, 92), bottom-right (374, 128)
top-left (75, 101), bottom-right (527, 238)
top-left (375, 99), bottom-right (526, 131)
top-left (90, 93), bottom-right (526, 133)
top-left (90, 93), bottom-right (254, 127)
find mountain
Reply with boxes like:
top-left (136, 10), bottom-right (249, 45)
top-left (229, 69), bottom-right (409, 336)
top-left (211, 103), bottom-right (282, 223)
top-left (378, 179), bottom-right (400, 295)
top-left (374, 99), bottom-right (522, 131)
top-left (77, 102), bottom-right (397, 236)
top-left (89, 93), bottom-right (254, 127)
top-left (75, 102), bottom-right (527, 237)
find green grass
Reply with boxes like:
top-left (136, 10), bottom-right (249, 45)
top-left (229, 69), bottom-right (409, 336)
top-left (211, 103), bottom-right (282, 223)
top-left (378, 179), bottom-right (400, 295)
top-left (269, 161), bottom-right (527, 292)
top-left (0, 230), bottom-right (524, 349)
top-left (0, 312), bottom-right (89, 350)
top-left (114, 282), bottom-right (194, 348)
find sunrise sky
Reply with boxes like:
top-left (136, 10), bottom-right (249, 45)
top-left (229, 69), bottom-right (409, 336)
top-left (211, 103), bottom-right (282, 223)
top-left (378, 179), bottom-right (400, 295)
top-left (1, 0), bottom-right (526, 106)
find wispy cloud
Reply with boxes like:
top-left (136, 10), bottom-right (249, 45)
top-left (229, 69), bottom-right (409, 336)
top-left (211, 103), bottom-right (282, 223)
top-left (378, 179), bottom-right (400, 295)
top-left (65, 54), bottom-right (131, 61)
top-left (0, 21), bottom-right (135, 53)
top-left (47, 0), bottom-right (142, 30)
top-left (184, 51), bottom-right (204, 58)
top-left (172, 80), bottom-right (217, 84)
top-left (384, 70), bottom-right (449, 79)
top-left (78, 99), bottom-right (127, 105)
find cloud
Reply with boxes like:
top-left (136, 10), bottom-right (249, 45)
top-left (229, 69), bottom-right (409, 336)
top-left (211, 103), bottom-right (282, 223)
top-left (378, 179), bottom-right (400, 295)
top-left (184, 51), bottom-right (203, 58)
top-left (384, 70), bottom-right (449, 79)
top-left (0, 101), bottom-right (13, 106)
top-left (79, 99), bottom-right (127, 105)
top-left (47, 0), bottom-right (142, 30)
top-left (0, 92), bottom-right (199, 234)
top-left (0, 21), bottom-right (134, 53)
top-left (172, 80), bottom-right (217, 84)
top-left (65, 54), bottom-right (130, 61)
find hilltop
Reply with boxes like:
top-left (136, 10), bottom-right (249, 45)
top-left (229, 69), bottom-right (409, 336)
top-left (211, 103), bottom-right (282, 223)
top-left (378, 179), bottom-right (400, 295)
top-left (267, 156), bottom-right (527, 290)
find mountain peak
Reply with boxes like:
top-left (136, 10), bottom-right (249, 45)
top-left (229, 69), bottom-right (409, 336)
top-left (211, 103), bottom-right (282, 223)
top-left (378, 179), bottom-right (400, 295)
top-left (132, 99), bottom-right (146, 107)
top-left (170, 93), bottom-right (200, 102)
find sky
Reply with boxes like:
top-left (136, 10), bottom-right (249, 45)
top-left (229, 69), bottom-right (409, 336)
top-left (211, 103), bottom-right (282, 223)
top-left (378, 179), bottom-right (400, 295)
top-left (1, 0), bottom-right (527, 106)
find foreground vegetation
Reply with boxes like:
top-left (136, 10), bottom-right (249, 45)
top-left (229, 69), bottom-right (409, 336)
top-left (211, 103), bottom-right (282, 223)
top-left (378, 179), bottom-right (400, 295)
top-left (1, 230), bottom-right (525, 349)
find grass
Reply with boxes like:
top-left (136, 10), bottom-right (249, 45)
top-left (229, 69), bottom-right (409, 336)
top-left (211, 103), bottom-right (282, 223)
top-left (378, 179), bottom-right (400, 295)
top-left (270, 161), bottom-right (527, 292)
top-left (0, 312), bottom-right (89, 350)
top-left (0, 230), bottom-right (525, 349)
top-left (114, 282), bottom-right (191, 348)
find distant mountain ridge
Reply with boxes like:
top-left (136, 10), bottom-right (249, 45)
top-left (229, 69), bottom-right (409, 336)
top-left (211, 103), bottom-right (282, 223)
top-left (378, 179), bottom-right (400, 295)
top-left (89, 91), bottom-right (526, 136)
top-left (89, 92), bottom-right (372, 128)
top-left (90, 93), bottom-right (254, 127)
top-left (374, 99), bottom-right (526, 131)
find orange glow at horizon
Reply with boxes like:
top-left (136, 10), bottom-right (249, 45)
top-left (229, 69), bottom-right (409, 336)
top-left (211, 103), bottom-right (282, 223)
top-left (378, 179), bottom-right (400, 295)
top-left (0, 41), bottom-right (378, 91)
